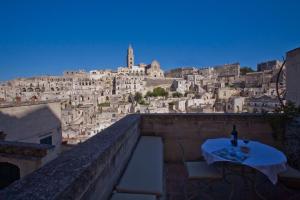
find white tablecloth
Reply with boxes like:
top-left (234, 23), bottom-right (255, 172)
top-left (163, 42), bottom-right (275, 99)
top-left (201, 138), bottom-right (287, 184)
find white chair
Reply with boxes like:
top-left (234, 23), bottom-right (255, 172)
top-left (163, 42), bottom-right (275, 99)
top-left (279, 165), bottom-right (300, 188)
top-left (177, 139), bottom-right (222, 200)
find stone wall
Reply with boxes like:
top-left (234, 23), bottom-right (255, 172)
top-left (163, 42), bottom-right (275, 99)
top-left (286, 47), bottom-right (300, 106)
top-left (140, 113), bottom-right (280, 162)
top-left (0, 114), bottom-right (141, 200)
top-left (285, 116), bottom-right (300, 170)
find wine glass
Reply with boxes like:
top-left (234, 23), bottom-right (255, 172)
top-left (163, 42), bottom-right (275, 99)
top-left (243, 138), bottom-right (250, 146)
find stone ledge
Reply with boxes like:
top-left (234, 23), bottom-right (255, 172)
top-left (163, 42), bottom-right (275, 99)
top-left (141, 112), bottom-right (283, 117)
top-left (0, 141), bottom-right (54, 158)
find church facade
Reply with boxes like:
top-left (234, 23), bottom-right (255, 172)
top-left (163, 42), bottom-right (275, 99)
top-left (145, 60), bottom-right (164, 78)
top-left (118, 44), bottom-right (164, 78)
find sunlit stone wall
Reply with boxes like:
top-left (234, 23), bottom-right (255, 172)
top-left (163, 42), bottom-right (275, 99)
top-left (140, 113), bottom-right (281, 162)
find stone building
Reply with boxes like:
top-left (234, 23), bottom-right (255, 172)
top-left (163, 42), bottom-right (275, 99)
top-left (117, 66), bottom-right (145, 76)
top-left (226, 96), bottom-right (245, 113)
top-left (257, 60), bottom-right (282, 72)
top-left (121, 44), bottom-right (164, 78)
top-left (127, 44), bottom-right (134, 68)
top-left (113, 75), bottom-right (146, 95)
top-left (214, 63), bottom-right (240, 84)
top-left (145, 60), bottom-right (165, 78)
top-left (286, 47), bottom-right (300, 106)
top-left (89, 70), bottom-right (113, 80)
top-left (245, 70), bottom-right (274, 89)
top-left (0, 76), bottom-right (74, 103)
top-left (185, 74), bottom-right (202, 85)
top-left (170, 79), bottom-right (190, 94)
top-left (242, 87), bottom-right (265, 97)
top-left (0, 101), bottom-right (62, 152)
top-left (197, 67), bottom-right (209, 76)
top-left (0, 101), bottom-right (62, 187)
top-left (64, 70), bottom-right (87, 77)
top-left (117, 102), bottom-right (133, 114)
top-left (165, 68), bottom-right (182, 78)
top-left (184, 74), bottom-right (212, 94)
top-left (245, 95), bottom-right (280, 113)
top-left (245, 72), bottom-right (264, 88)
top-left (185, 92), bottom-right (215, 112)
top-left (217, 87), bottom-right (240, 100)
top-left (165, 67), bottom-right (198, 78)
top-left (0, 83), bottom-right (9, 103)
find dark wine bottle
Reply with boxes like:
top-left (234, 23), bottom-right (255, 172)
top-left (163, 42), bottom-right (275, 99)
top-left (231, 125), bottom-right (238, 147)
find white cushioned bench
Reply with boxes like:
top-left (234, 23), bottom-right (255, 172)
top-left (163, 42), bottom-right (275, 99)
top-left (116, 136), bottom-right (164, 197)
top-left (110, 193), bottom-right (156, 200)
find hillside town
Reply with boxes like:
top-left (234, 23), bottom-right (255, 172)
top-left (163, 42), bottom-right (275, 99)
top-left (2, 0), bottom-right (300, 198)
top-left (0, 45), bottom-right (285, 144)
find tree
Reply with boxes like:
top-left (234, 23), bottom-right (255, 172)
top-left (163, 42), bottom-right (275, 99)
top-left (172, 92), bottom-right (183, 98)
top-left (269, 101), bottom-right (300, 141)
top-left (274, 101), bottom-right (300, 118)
top-left (240, 67), bottom-right (254, 75)
top-left (152, 87), bottom-right (168, 97)
top-left (145, 91), bottom-right (153, 98)
top-left (98, 102), bottom-right (110, 107)
top-left (139, 99), bottom-right (148, 105)
top-left (164, 91), bottom-right (169, 98)
top-left (134, 92), bottom-right (143, 103)
top-left (128, 94), bottom-right (134, 103)
top-left (145, 87), bottom-right (168, 98)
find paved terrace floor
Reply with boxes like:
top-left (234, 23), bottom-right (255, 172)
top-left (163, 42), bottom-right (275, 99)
top-left (166, 163), bottom-right (300, 200)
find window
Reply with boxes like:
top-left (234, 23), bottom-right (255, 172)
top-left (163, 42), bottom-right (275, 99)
top-left (40, 136), bottom-right (52, 145)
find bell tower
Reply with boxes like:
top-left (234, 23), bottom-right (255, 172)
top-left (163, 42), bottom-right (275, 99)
top-left (127, 44), bottom-right (134, 68)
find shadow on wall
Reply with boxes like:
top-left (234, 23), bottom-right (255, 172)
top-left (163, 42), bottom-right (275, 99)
top-left (0, 104), bottom-right (61, 143)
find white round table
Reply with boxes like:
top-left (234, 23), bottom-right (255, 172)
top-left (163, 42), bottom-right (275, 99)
top-left (201, 138), bottom-right (287, 184)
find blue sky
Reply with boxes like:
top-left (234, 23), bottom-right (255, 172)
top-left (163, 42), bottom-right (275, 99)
top-left (0, 0), bottom-right (299, 81)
